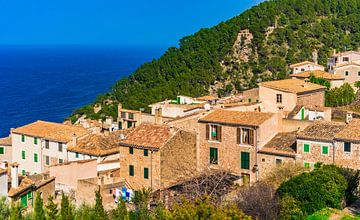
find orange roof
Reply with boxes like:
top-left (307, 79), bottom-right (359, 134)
top-left (298, 121), bottom-right (346, 142)
top-left (260, 79), bottom-right (325, 94)
top-left (289, 61), bottom-right (323, 68)
top-left (196, 95), bottom-right (218, 101)
top-left (12, 120), bottom-right (89, 143)
top-left (8, 173), bottom-right (55, 197)
top-left (119, 124), bottom-right (176, 149)
top-left (0, 136), bottom-right (11, 146)
top-left (198, 109), bottom-right (274, 127)
top-left (291, 70), bottom-right (344, 80)
top-left (335, 119), bottom-right (360, 142)
top-left (259, 133), bottom-right (297, 157)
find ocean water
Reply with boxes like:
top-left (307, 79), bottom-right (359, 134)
top-left (0, 45), bottom-right (165, 137)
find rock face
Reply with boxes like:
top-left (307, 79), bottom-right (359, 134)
top-left (233, 29), bottom-right (254, 63)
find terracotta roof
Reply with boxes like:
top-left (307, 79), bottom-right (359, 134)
top-left (260, 79), bottom-right (326, 94)
top-left (198, 109), bottom-right (274, 127)
top-left (196, 95), bottom-right (218, 101)
top-left (119, 124), bottom-right (176, 149)
top-left (8, 173), bottom-right (55, 197)
top-left (297, 121), bottom-right (346, 142)
top-left (0, 136), bottom-right (11, 146)
top-left (290, 70), bottom-right (344, 80)
top-left (12, 120), bottom-right (89, 143)
top-left (335, 119), bottom-right (360, 142)
top-left (259, 133), bottom-right (296, 157)
top-left (67, 132), bottom-right (121, 157)
top-left (290, 61), bottom-right (324, 68)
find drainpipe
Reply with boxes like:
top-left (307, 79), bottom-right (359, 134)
top-left (332, 140), bottom-right (336, 164)
top-left (255, 128), bottom-right (259, 182)
top-left (150, 150), bottom-right (153, 189)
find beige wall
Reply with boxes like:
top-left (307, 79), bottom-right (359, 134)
top-left (0, 144), bottom-right (12, 163)
top-left (335, 64), bottom-right (360, 87)
top-left (292, 64), bottom-right (324, 74)
top-left (281, 119), bottom-right (313, 132)
top-left (257, 153), bottom-right (295, 180)
top-left (259, 86), bottom-right (298, 113)
top-left (296, 139), bottom-right (334, 167)
top-left (297, 91), bottom-right (325, 107)
top-left (334, 142), bottom-right (360, 170)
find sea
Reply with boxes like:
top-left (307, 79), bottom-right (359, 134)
top-left (0, 45), bottom-right (165, 137)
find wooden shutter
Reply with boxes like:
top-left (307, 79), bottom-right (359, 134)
top-left (217, 126), bottom-right (222, 142)
top-left (249, 129), bottom-right (254, 146)
top-left (206, 125), bottom-right (210, 140)
top-left (237, 128), bottom-right (241, 144)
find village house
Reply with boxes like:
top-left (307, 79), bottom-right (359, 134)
top-left (288, 105), bottom-right (332, 121)
top-left (328, 50), bottom-right (360, 72)
top-left (290, 61), bottom-right (325, 74)
top-left (11, 120), bottom-right (89, 175)
top-left (290, 70), bottom-right (344, 88)
top-left (259, 79), bottom-right (326, 117)
top-left (117, 103), bottom-right (141, 129)
top-left (118, 123), bottom-right (197, 191)
top-left (197, 109), bottom-right (280, 185)
top-left (0, 135), bottom-right (12, 163)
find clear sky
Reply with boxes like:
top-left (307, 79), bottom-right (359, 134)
top-left (0, 0), bottom-right (262, 47)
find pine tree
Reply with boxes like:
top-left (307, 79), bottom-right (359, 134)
top-left (34, 192), bottom-right (46, 220)
top-left (0, 196), bottom-right (10, 220)
top-left (9, 203), bottom-right (23, 220)
top-left (111, 200), bottom-right (128, 220)
top-left (46, 195), bottom-right (58, 220)
top-left (94, 190), bottom-right (108, 220)
top-left (60, 193), bottom-right (74, 220)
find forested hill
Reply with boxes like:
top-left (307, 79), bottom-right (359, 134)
top-left (71, 0), bottom-right (360, 121)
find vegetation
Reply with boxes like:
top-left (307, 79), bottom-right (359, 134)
top-left (71, 0), bottom-right (360, 120)
top-left (326, 83), bottom-right (356, 107)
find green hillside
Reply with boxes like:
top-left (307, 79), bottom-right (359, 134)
top-left (70, 0), bottom-right (360, 121)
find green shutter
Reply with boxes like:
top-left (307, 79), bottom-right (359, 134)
top-left (34, 137), bottom-right (38, 145)
top-left (129, 165), bottom-right (134, 176)
top-left (0, 147), bottom-right (4, 154)
top-left (34, 153), bottom-right (38, 163)
top-left (21, 135), bottom-right (25, 142)
top-left (209, 147), bottom-right (218, 164)
top-left (20, 195), bottom-right (28, 207)
top-left (304, 162), bottom-right (310, 168)
top-left (129, 147), bottom-right (134, 154)
top-left (22, 170), bottom-right (26, 176)
top-left (144, 167), bottom-right (149, 179)
top-left (76, 153), bottom-right (79, 158)
top-left (27, 192), bottom-right (32, 199)
top-left (22, 150), bottom-right (26, 160)
top-left (322, 146), bottom-right (329, 155)
top-left (241, 152), bottom-right (250, 170)
top-left (304, 144), bottom-right (310, 153)
top-left (144, 149), bottom-right (148, 156)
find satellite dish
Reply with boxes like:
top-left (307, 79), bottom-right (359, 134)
top-left (204, 104), bottom-right (211, 111)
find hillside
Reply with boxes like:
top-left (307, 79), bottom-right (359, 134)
top-left (70, 0), bottom-right (360, 121)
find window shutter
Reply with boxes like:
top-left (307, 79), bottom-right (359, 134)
top-left (249, 130), bottom-right (254, 146)
top-left (217, 126), bottom-right (222, 142)
top-left (206, 125), bottom-right (209, 140)
top-left (237, 128), bottom-right (241, 144)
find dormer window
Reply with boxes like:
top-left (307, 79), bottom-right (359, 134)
top-left (206, 124), bottom-right (221, 141)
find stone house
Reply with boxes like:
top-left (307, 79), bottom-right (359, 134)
top-left (288, 105), bottom-right (332, 121)
top-left (296, 121), bottom-right (346, 169)
top-left (0, 136), bottom-right (12, 163)
top-left (117, 103), bottom-right (142, 129)
top-left (11, 120), bottom-right (89, 175)
top-left (290, 61), bottom-right (325, 74)
top-left (259, 79), bottom-right (326, 117)
top-left (332, 62), bottom-right (360, 88)
top-left (197, 109), bottom-right (280, 185)
top-left (118, 123), bottom-right (197, 191)
top-left (290, 70), bottom-right (344, 88)
top-left (328, 50), bottom-right (360, 73)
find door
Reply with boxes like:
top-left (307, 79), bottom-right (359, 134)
top-left (301, 107), bottom-right (305, 120)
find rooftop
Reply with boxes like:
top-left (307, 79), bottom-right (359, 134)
top-left (290, 61), bottom-right (324, 68)
top-left (119, 124), bottom-right (176, 149)
top-left (198, 109), bottom-right (274, 127)
top-left (259, 133), bottom-right (297, 157)
top-left (12, 120), bottom-right (89, 143)
top-left (0, 136), bottom-right (11, 146)
top-left (260, 79), bottom-right (326, 94)
top-left (335, 119), bottom-right (360, 142)
top-left (290, 70), bottom-right (344, 80)
top-left (195, 95), bottom-right (218, 101)
top-left (297, 121), bottom-right (346, 142)
top-left (8, 172), bottom-right (55, 197)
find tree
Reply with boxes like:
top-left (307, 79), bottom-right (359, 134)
top-left (9, 203), bottom-right (23, 220)
top-left (279, 195), bottom-right (304, 220)
top-left (111, 200), bottom-right (129, 220)
top-left (355, 81), bottom-right (360, 89)
top-left (33, 192), bottom-right (45, 220)
top-left (94, 190), bottom-right (108, 220)
top-left (46, 195), bottom-right (58, 220)
top-left (0, 197), bottom-right (10, 220)
top-left (60, 193), bottom-right (74, 220)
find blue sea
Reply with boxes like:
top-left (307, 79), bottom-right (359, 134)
top-left (0, 45), bottom-right (165, 137)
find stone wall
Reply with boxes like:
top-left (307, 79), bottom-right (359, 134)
top-left (296, 139), bottom-right (334, 167)
top-left (297, 91), bottom-right (325, 107)
top-left (257, 153), bottom-right (295, 180)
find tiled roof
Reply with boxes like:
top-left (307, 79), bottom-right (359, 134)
top-left (196, 95), bottom-right (218, 101)
top-left (260, 79), bottom-right (326, 94)
top-left (8, 173), bottom-right (55, 197)
top-left (335, 119), bottom-right (360, 142)
top-left (12, 120), bottom-right (89, 143)
top-left (0, 136), bottom-right (11, 146)
top-left (291, 70), bottom-right (344, 80)
top-left (198, 109), bottom-right (274, 127)
top-left (67, 132), bottom-right (123, 156)
top-left (289, 61), bottom-right (324, 68)
top-left (259, 133), bottom-right (296, 157)
top-left (297, 121), bottom-right (346, 142)
top-left (119, 124), bottom-right (176, 149)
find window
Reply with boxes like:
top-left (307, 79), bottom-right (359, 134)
top-left (276, 94), bottom-right (282, 104)
top-left (276, 158), bottom-right (282, 166)
top-left (129, 165), bottom-right (134, 176)
top-left (261, 158), bottom-right (265, 162)
top-left (345, 71), bottom-right (349, 76)
top-left (20, 195), bottom-right (27, 207)
top-left (304, 162), bottom-right (311, 169)
top-left (45, 156), bottom-right (50, 165)
top-left (241, 128), bottom-right (254, 146)
top-left (118, 122), bottom-right (122, 130)
top-left (34, 153), bottom-right (38, 163)
top-left (209, 147), bottom-right (218, 164)
top-left (21, 150), bottom-right (26, 160)
top-left (322, 146), bottom-right (329, 155)
top-left (343, 57), bottom-right (349, 62)
top-left (344, 142), bottom-right (351, 152)
top-left (75, 152), bottom-right (79, 158)
top-left (45, 140), bottom-right (49, 149)
top-left (59, 159), bottom-right (63, 164)
top-left (22, 170), bottom-right (26, 176)
top-left (358, 71), bottom-right (360, 76)
top-left (121, 112), bottom-right (126, 118)
top-left (144, 167), bottom-right (149, 179)
top-left (301, 68), bottom-right (305, 72)
top-left (144, 149), bottom-right (148, 157)
top-left (0, 147), bottom-right (4, 155)
top-left (240, 152), bottom-right (250, 170)
top-left (21, 135), bottom-right (25, 142)
top-left (127, 121), bottom-right (133, 128)
top-left (27, 192), bottom-right (32, 199)
top-left (206, 124), bottom-right (221, 141)
top-left (58, 143), bottom-right (63, 152)
top-left (303, 144), bottom-right (310, 153)
top-left (129, 147), bottom-right (134, 155)
top-left (33, 137), bottom-right (38, 145)
top-left (128, 113), bottom-right (134, 119)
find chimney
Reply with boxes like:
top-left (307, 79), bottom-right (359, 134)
top-left (72, 133), bottom-right (77, 147)
top-left (346, 112), bottom-right (353, 124)
top-left (155, 108), bottom-right (163, 125)
top-left (10, 162), bottom-right (19, 188)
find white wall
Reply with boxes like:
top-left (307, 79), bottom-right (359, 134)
top-left (0, 173), bottom-right (7, 197)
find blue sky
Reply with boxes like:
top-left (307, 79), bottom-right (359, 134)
top-left (0, 0), bottom-right (262, 47)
